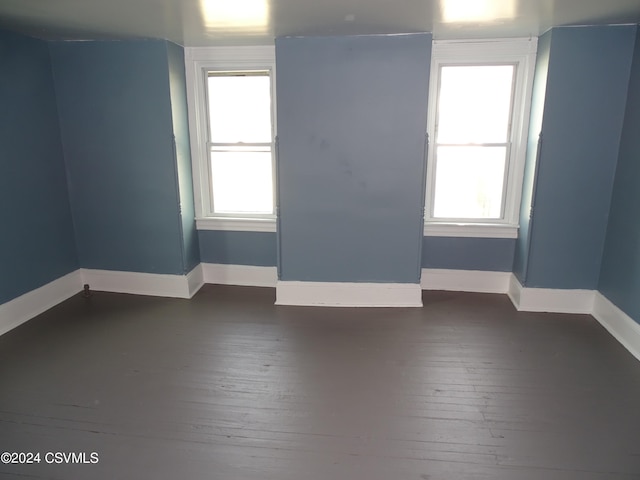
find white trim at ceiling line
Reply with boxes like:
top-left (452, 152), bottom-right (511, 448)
top-left (431, 37), bottom-right (538, 56)
top-left (276, 281), bottom-right (423, 307)
top-left (185, 46), bottom-right (275, 62)
top-left (0, 270), bottom-right (82, 337)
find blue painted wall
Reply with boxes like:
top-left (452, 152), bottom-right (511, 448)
top-left (422, 237), bottom-right (514, 272)
top-left (0, 30), bottom-right (78, 305)
top-left (7, 28), bottom-right (639, 304)
top-left (599, 27), bottom-right (640, 324)
top-left (520, 26), bottom-right (635, 289)
top-left (166, 41), bottom-right (200, 272)
top-left (276, 34), bottom-right (431, 283)
top-left (199, 231), bottom-right (277, 266)
top-left (198, 234), bottom-right (516, 273)
top-left (50, 40), bottom-right (187, 275)
top-left (513, 30), bottom-right (552, 284)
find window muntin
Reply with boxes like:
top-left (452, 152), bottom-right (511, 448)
top-left (205, 71), bottom-right (274, 215)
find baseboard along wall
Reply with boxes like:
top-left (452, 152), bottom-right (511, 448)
top-left (592, 292), bottom-right (640, 363)
top-left (0, 266), bottom-right (203, 337)
top-left (79, 268), bottom-right (201, 299)
top-left (421, 268), bottom-right (510, 294)
top-left (507, 274), bottom-right (594, 314)
top-left (1, 265), bottom-right (639, 363)
top-left (0, 270), bottom-right (82, 337)
top-left (275, 281), bottom-right (423, 307)
top-left (201, 263), bottom-right (277, 287)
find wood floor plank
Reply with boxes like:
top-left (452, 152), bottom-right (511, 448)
top-left (1, 286), bottom-right (640, 479)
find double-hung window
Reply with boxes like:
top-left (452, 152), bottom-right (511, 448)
top-left (207, 71), bottom-right (273, 215)
top-left (425, 39), bottom-right (537, 238)
top-left (185, 46), bottom-right (276, 232)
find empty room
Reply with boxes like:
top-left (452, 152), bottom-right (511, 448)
top-left (1, 0), bottom-right (640, 478)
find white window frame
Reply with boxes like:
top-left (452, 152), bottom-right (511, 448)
top-left (424, 38), bottom-right (537, 239)
top-left (185, 46), bottom-right (277, 232)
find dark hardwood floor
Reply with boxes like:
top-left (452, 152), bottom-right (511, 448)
top-left (1, 285), bottom-right (640, 479)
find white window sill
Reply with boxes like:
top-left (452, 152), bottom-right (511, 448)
top-left (196, 218), bottom-right (515, 237)
top-left (424, 223), bottom-right (518, 239)
top-left (196, 217), bottom-right (276, 233)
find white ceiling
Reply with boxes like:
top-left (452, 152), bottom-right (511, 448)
top-left (1, 0), bottom-right (640, 46)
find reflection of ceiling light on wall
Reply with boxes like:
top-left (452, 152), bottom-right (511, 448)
top-left (440, 0), bottom-right (516, 23)
top-left (200, 0), bottom-right (269, 29)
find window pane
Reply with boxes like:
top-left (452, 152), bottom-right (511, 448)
top-left (437, 65), bottom-right (514, 144)
top-left (433, 146), bottom-right (506, 219)
top-left (211, 148), bottom-right (273, 214)
top-left (208, 74), bottom-right (271, 143)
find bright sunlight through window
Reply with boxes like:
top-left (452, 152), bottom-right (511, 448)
top-left (433, 65), bottom-right (515, 219)
top-left (207, 72), bottom-right (273, 215)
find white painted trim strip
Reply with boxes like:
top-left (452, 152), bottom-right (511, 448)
top-left (506, 275), bottom-right (640, 362)
top-left (421, 268), bottom-right (510, 293)
top-left (593, 292), bottom-right (640, 362)
top-left (275, 281), bottom-right (423, 307)
top-left (432, 37), bottom-right (538, 57)
top-left (196, 217), bottom-right (276, 232)
top-left (186, 45), bottom-right (275, 62)
top-left (80, 269), bottom-right (193, 299)
top-left (507, 274), bottom-right (594, 314)
top-left (4, 265), bottom-right (639, 365)
top-left (423, 223), bottom-right (518, 239)
top-left (186, 264), bottom-right (205, 298)
top-left (202, 263), bottom-right (277, 287)
top-left (0, 270), bottom-right (82, 337)
top-left (507, 273), bottom-right (524, 309)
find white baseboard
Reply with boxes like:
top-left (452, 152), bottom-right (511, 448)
top-left (186, 264), bottom-right (204, 298)
top-left (507, 273), bottom-right (524, 308)
top-left (508, 274), bottom-right (594, 314)
top-left (275, 281), bottom-right (423, 307)
top-left (421, 268), bottom-right (510, 293)
top-left (202, 263), bottom-right (277, 287)
top-left (80, 269), bottom-right (193, 299)
top-left (592, 292), bottom-right (640, 362)
top-left (4, 264), bottom-right (639, 364)
top-left (0, 265), bottom-right (204, 337)
top-left (0, 270), bottom-right (82, 337)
